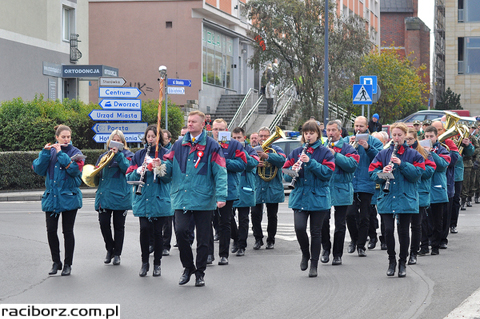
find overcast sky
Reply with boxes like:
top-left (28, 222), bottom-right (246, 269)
top-left (417, 0), bottom-right (435, 73)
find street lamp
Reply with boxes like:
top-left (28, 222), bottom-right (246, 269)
top-left (158, 65), bottom-right (168, 130)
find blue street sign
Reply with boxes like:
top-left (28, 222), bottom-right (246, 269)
top-left (360, 75), bottom-right (378, 94)
top-left (99, 87), bottom-right (141, 98)
top-left (99, 99), bottom-right (141, 110)
top-left (93, 133), bottom-right (144, 143)
top-left (352, 84), bottom-right (373, 105)
top-left (91, 122), bottom-right (148, 134)
top-left (89, 110), bottom-right (142, 121)
top-left (167, 78), bottom-right (192, 87)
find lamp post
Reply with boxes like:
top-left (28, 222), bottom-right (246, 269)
top-left (159, 65), bottom-right (168, 130)
top-left (323, 0), bottom-right (329, 127)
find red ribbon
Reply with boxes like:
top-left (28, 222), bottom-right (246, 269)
top-left (195, 151), bottom-right (204, 168)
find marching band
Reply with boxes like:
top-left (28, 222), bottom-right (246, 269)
top-left (32, 112), bottom-right (480, 282)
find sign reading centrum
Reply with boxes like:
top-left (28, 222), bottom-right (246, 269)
top-left (99, 87), bottom-right (142, 99)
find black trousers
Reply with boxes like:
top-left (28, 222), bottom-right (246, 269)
top-left (441, 198), bottom-right (453, 245)
top-left (321, 206), bottom-right (348, 258)
top-left (346, 192), bottom-right (372, 249)
top-left (451, 181), bottom-right (462, 228)
top-left (162, 216), bottom-right (173, 250)
top-left (420, 206), bottom-right (430, 250)
top-left (98, 209), bottom-right (126, 256)
top-left (381, 214), bottom-right (412, 262)
top-left (294, 210), bottom-right (329, 262)
top-left (175, 210), bottom-right (213, 275)
top-left (427, 203), bottom-right (444, 249)
top-left (45, 210), bottom-right (77, 266)
top-left (410, 208), bottom-right (423, 255)
top-left (231, 207), bottom-right (250, 249)
top-left (139, 217), bottom-right (165, 265)
top-left (251, 203), bottom-right (278, 244)
top-left (217, 200), bottom-right (234, 258)
top-left (368, 204), bottom-right (379, 240)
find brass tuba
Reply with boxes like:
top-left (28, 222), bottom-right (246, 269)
top-left (258, 126), bottom-right (286, 182)
top-left (81, 150), bottom-right (116, 187)
top-left (438, 111), bottom-right (471, 154)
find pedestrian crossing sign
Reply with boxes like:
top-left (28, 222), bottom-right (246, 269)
top-left (352, 84), bottom-right (373, 105)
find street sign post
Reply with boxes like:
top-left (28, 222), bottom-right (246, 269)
top-left (91, 122), bottom-right (148, 134)
top-left (99, 87), bottom-right (141, 99)
top-left (99, 77), bottom-right (126, 87)
top-left (93, 133), bottom-right (144, 143)
top-left (89, 110), bottom-right (142, 121)
top-left (352, 84), bottom-right (373, 105)
top-left (167, 87), bottom-right (185, 95)
top-left (99, 99), bottom-right (141, 110)
top-left (167, 78), bottom-right (191, 87)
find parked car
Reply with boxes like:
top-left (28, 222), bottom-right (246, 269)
top-left (397, 110), bottom-right (449, 123)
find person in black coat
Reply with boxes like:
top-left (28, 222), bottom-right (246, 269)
top-left (368, 114), bottom-right (382, 133)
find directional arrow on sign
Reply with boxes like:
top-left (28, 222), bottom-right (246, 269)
top-left (89, 110), bottom-right (142, 121)
top-left (99, 77), bottom-right (126, 87)
top-left (93, 133), bottom-right (144, 143)
top-left (99, 87), bottom-right (142, 99)
top-left (91, 122), bottom-right (148, 134)
top-left (99, 99), bottom-right (142, 110)
top-left (167, 78), bottom-right (192, 87)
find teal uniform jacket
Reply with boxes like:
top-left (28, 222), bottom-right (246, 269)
top-left (95, 149), bottom-right (134, 211)
top-left (219, 139), bottom-right (247, 201)
top-left (163, 130), bottom-right (227, 211)
top-left (33, 144), bottom-right (84, 214)
top-left (255, 144), bottom-right (286, 204)
top-left (429, 142), bottom-right (451, 204)
top-left (234, 143), bottom-right (259, 208)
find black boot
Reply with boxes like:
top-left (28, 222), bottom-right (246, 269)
top-left (398, 260), bottom-right (406, 277)
top-left (461, 198), bottom-right (466, 211)
top-left (309, 260), bottom-right (318, 277)
top-left (467, 197), bottom-right (472, 207)
top-left (139, 263), bottom-right (149, 277)
top-left (386, 259), bottom-right (396, 276)
top-left (475, 196), bottom-right (480, 204)
top-left (300, 255), bottom-right (309, 271)
top-left (48, 262), bottom-right (62, 275)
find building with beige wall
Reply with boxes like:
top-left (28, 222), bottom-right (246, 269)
top-left (0, 0), bottom-right (90, 103)
top-left (442, 0), bottom-right (480, 114)
top-left (89, 0), bottom-right (255, 115)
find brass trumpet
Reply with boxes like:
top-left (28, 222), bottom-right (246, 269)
top-left (258, 126), bottom-right (286, 182)
top-left (82, 151), bottom-right (116, 187)
top-left (350, 131), bottom-right (360, 148)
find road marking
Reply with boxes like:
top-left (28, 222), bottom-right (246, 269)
top-left (444, 287), bottom-right (480, 318)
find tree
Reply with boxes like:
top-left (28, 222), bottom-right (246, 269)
top-left (245, 0), bottom-right (372, 121)
top-left (435, 87), bottom-right (462, 110)
top-left (352, 47), bottom-right (429, 124)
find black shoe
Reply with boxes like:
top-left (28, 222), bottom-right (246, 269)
top-left (309, 261), bottom-right (318, 277)
top-left (214, 233), bottom-right (219, 241)
top-left (381, 243), bottom-right (387, 250)
top-left (153, 265), bottom-right (161, 277)
top-left (386, 260), bottom-right (396, 276)
top-left (195, 274), bottom-right (205, 287)
top-left (475, 196), bottom-right (480, 204)
top-left (61, 264), bottom-right (71, 276)
top-left (139, 263), bottom-right (149, 277)
top-left (407, 254), bottom-right (417, 265)
top-left (231, 244), bottom-right (238, 254)
top-left (162, 249), bottom-right (170, 256)
top-left (467, 200), bottom-right (472, 207)
top-left (347, 241), bottom-right (356, 253)
top-left (320, 250), bottom-right (330, 263)
top-left (266, 242), bottom-right (274, 249)
top-left (300, 255), bottom-right (309, 271)
top-left (149, 245), bottom-right (154, 254)
top-left (332, 256), bottom-right (342, 265)
top-left (368, 238), bottom-right (377, 250)
top-left (179, 267), bottom-right (195, 285)
top-left (398, 261), bottom-right (406, 277)
top-left (253, 240), bottom-right (263, 250)
top-left (450, 226), bottom-right (458, 234)
top-left (461, 201), bottom-right (466, 210)
top-left (236, 248), bottom-right (245, 256)
top-left (49, 262), bottom-right (62, 275)
top-left (206, 255), bottom-right (214, 264)
top-left (357, 248), bottom-right (367, 257)
top-left (218, 257), bottom-right (229, 265)
top-left (173, 243), bottom-right (178, 248)
top-left (418, 247), bottom-right (429, 256)
top-left (112, 255), bottom-right (121, 265)
top-left (439, 243), bottom-right (448, 249)
top-left (431, 248), bottom-right (439, 255)
top-left (104, 251), bottom-right (113, 264)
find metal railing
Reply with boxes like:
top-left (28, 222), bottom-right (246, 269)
top-left (318, 97), bottom-right (356, 128)
top-left (228, 88), bottom-right (258, 131)
top-left (269, 83), bottom-right (296, 132)
top-left (238, 95), bottom-right (262, 129)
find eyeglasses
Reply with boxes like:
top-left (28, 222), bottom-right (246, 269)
top-left (406, 137), bottom-right (415, 141)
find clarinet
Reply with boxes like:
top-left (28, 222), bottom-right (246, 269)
top-left (135, 143), bottom-right (152, 195)
top-left (327, 137), bottom-right (334, 148)
top-left (289, 141), bottom-right (310, 189)
top-left (383, 142), bottom-right (399, 193)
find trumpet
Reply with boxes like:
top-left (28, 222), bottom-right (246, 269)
top-left (127, 143), bottom-right (152, 195)
top-left (383, 142), bottom-right (399, 193)
top-left (288, 140), bottom-right (310, 189)
top-left (350, 131), bottom-right (360, 148)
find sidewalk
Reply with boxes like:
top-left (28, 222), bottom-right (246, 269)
top-left (0, 188), bottom-right (97, 202)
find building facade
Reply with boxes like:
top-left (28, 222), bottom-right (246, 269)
top-left (0, 0), bottom-right (90, 103)
top-left (89, 0), bottom-right (255, 115)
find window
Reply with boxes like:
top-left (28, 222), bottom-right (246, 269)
top-left (459, 37), bottom-right (480, 74)
top-left (459, 0), bottom-right (480, 22)
top-left (62, 6), bottom-right (75, 41)
top-left (166, 21), bottom-right (172, 28)
top-left (202, 27), bottom-right (233, 89)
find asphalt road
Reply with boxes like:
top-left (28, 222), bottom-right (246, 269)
top-left (1, 199), bottom-right (480, 319)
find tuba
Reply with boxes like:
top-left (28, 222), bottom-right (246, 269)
top-left (81, 150), bottom-right (116, 187)
top-left (258, 126), bottom-right (286, 182)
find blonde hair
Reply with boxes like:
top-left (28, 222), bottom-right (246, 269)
top-left (390, 122), bottom-right (408, 134)
top-left (407, 128), bottom-right (429, 160)
top-left (213, 118), bottom-right (228, 127)
top-left (188, 110), bottom-right (205, 121)
top-left (107, 130), bottom-right (129, 150)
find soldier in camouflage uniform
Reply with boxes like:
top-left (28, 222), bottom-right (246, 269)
top-left (413, 120), bottom-right (423, 139)
top-left (460, 124), bottom-right (478, 210)
top-left (421, 120), bottom-right (432, 140)
top-left (471, 123), bottom-right (480, 203)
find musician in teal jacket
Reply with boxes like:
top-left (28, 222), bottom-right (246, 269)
top-left (162, 111), bottom-right (227, 287)
top-left (95, 130), bottom-right (134, 267)
top-left (283, 120), bottom-right (335, 277)
top-left (33, 125), bottom-right (84, 276)
top-left (126, 125), bottom-right (172, 277)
